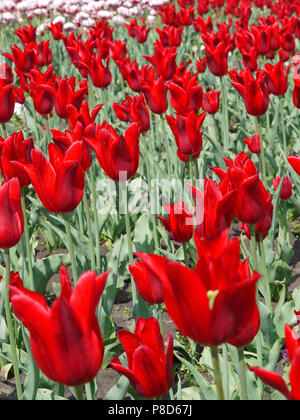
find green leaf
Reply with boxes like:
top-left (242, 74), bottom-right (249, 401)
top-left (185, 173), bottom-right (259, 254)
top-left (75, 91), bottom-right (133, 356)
top-left (35, 388), bottom-right (68, 400)
top-left (32, 254), bottom-right (71, 294)
top-left (104, 376), bottom-right (130, 400)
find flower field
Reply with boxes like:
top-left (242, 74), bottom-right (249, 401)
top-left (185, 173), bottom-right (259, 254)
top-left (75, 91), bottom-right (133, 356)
top-left (0, 0), bottom-right (300, 402)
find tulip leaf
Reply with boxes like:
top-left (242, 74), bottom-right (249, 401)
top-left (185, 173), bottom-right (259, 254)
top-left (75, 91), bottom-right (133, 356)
top-left (133, 213), bottom-right (156, 253)
top-left (35, 388), bottom-right (68, 401)
top-left (32, 253), bottom-right (71, 294)
top-left (175, 352), bottom-right (217, 400)
top-left (21, 328), bottom-right (40, 401)
top-left (104, 375), bottom-right (130, 401)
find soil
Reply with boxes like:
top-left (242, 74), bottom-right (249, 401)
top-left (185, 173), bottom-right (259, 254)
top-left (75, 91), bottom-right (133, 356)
top-left (1, 222), bottom-right (300, 400)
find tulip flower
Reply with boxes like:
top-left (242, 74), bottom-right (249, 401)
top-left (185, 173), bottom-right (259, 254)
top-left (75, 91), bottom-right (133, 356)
top-left (48, 21), bottom-right (65, 41)
top-left (0, 131), bottom-right (34, 187)
top-left (34, 41), bottom-right (53, 67)
top-left (202, 89), bottom-right (221, 114)
top-left (54, 77), bottom-right (87, 120)
top-left (243, 134), bottom-right (261, 154)
top-left (188, 180), bottom-right (236, 241)
top-left (272, 176), bottom-right (292, 200)
top-left (85, 122), bottom-right (140, 182)
top-left (10, 266), bottom-right (109, 387)
top-left (156, 26), bottom-right (183, 48)
top-left (142, 74), bottom-right (168, 115)
top-left (0, 63), bottom-right (13, 85)
top-left (229, 68), bottom-right (269, 116)
top-left (109, 40), bottom-right (127, 62)
top-left (0, 83), bottom-right (16, 124)
top-left (3, 44), bottom-right (36, 73)
top-left (136, 229), bottom-right (260, 347)
top-left (129, 260), bottom-right (164, 305)
top-left (113, 94), bottom-right (150, 134)
top-left (51, 124), bottom-right (92, 171)
top-left (89, 56), bottom-right (112, 89)
top-left (166, 75), bottom-right (203, 116)
top-left (241, 47), bottom-right (258, 73)
top-left (29, 82), bottom-right (56, 117)
top-left (0, 178), bottom-right (24, 249)
top-left (144, 43), bottom-right (177, 81)
top-left (264, 62), bottom-right (291, 96)
top-left (20, 147), bottom-right (85, 214)
top-left (287, 156), bottom-right (300, 176)
top-left (202, 33), bottom-right (231, 77)
top-left (124, 19), bottom-right (151, 44)
top-left (166, 111), bottom-right (205, 162)
top-left (240, 196), bottom-right (274, 241)
top-left (15, 24), bottom-right (36, 45)
top-left (157, 201), bottom-right (194, 243)
top-left (250, 324), bottom-right (300, 400)
top-left (110, 317), bottom-right (174, 399)
top-left (213, 152), bottom-right (270, 225)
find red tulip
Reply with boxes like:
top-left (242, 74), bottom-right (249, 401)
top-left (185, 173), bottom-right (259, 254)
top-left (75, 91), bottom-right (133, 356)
top-left (0, 84), bottom-right (16, 123)
top-left (243, 134), bottom-right (261, 154)
top-left (272, 176), bottom-right (292, 200)
top-left (229, 68), bottom-right (269, 116)
top-left (0, 178), bottom-right (24, 249)
top-left (85, 122), bottom-right (140, 181)
top-left (29, 82), bottom-right (56, 116)
top-left (166, 111), bottom-right (205, 162)
top-left (202, 33), bottom-right (231, 77)
top-left (188, 180), bottom-right (236, 241)
top-left (156, 26), bottom-right (183, 48)
top-left (21, 148), bottom-right (85, 214)
top-left (113, 94), bottom-right (150, 133)
top-left (34, 41), bottom-right (53, 67)
top-left (264, 62), bottom-right (291, 96)
top-left (249, 324), bottom-right (300, 400)
top-left (213, 153), bottom-right (270, 225)
top-left (110, 317), bottom-right (174, 399)
top-left (157, 201), bottom-right (194, 243)
top-left (241, 47), bottom-right (258, 73)
top-left (287, 156), bottom-right (300, 176)
top-left (48, 21), bottom-right (65, 41)
top-left (125, 19), bottom-right (151, 44)
top-left (202, 89), bottom-right (221, 114)
top-left (15, 24), bottom-right (36, 45)
top-left (67, 100), bottom-right (102, 132)
top-left (240, 196), bottom-right (273, 241)
top-left (4, 44), bottom-right (36, 73)
top-left (144, 43), bottom-right (177, 81)
top-left (109, 40), bottom-right (127, 62)
top-left (10, 266), bottom-right (109, 387)
top-left (142, 74), bottom-right (168, 115)
top-left (0, 63), bottom-right (13, 85)
top-left (129, 260), bottom-right (164, 305)
top-left (54, 77), bottom-right (87, 120)
top-left (136, 229), bottom-right (260, 347)
top-left (0, 131), bottom-right (34, 187)
top-left (89, 56), bottom-right (112, 89)
top-left (166, 74), bottom-right (203, 116)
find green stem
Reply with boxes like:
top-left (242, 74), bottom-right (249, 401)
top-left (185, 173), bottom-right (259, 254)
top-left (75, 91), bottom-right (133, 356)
top-left (237, 347), bottom-right (248, 401)
top-left (72, 385), bottom-right (84, 401)
top-left (142, 134), bottom-right (159, 249)
top-left (4, 249), bottom-right (23, 400)
top-left (161, 116), bottom-right (172, 178)
top-left (280, 96), bottom-right (287, 154)
top-left (221, 344), bottom-right (229, 400)
top-left (88, 167), bottom-right (101, 270)
top-left (221, 76), bottom-right (229, 151)
top-left (183, 242), bottom-right (189, 266)
top-left (63, 215), bottom-right (78, 284)
top-left (82, 190), bottom-right (96, 272)
top-left (101, 88), bottom-right (109, 122)
top-left (188, 156), bottom-right (195, 187)
top-left (249, 225), bottom-right (258, 271)
top-left (255, 117), bottom-right (267, 186)
top-left (259, 235), bottom-right (272, 311)
top-left (21, 189), bottom-right (34, 291)
top-left (210, 346), bottom-right (225, 400)
top-left (124, 197), bottom-right (137, 309)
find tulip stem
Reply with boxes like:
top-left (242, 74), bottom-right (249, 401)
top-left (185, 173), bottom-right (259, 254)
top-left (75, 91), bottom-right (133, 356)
top-left (220, 76), bottom-right (229, 151)
top-left (88, 168), bottom-right (101, 270)
top-left (160, 115), bottom-right (172, 178)
top-left (21, 189), bottom-right (34, 291)
top-left (183, 242), bottom-right (189, 267)
top-left (124, 195), bottom-right (138, 313)
top-left (255, 117), bottom-right (267, 186)
top-left (101, 88), bottom-right (109, 122)
top-left (82, 190), bottom-right (96, 272)
top-left (237, 347), bottom-right (248, 401)
top-left (221, 344), bottom-right (229, 400)
top-left (280, 96), bottom-right (287, 154)
top-left (72, 385), bottom-right (84, 401)
top-left (210, 346), bottom-right (225, 400)
top-left (188, 157), bottom-right (195, 187)
top-left (249, 225), bottom-right (258, 272)
top-left (63, 215), bottom-right (78, 284)
top-left (4, 249), bottom-right (23, 400)
top-left (259, 235), bottom-right (272, 311)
